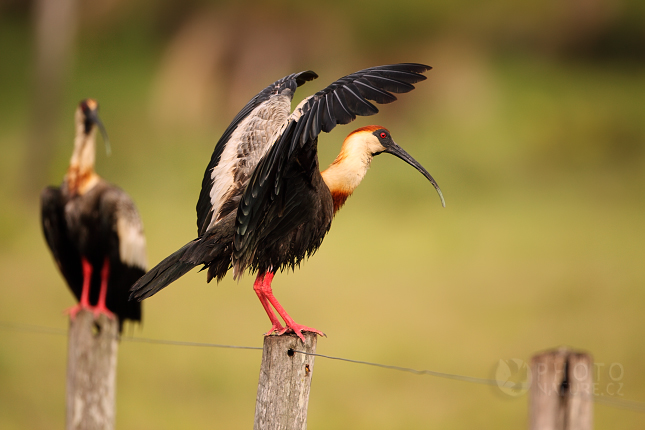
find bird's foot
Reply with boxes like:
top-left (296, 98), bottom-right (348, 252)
top-left (65, 303), bottom-right (91, 320)
top-left (263, 322), bottom-right (286, 336)
top-left (278, 323), bottom-right (326, 343)
top-left (92, 304), bottom-right (116, 320)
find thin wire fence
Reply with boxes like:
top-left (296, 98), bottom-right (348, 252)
top-left (1, 320), bottom-right (644, 413)
top-left (291, 349), bottom-right (501, 387)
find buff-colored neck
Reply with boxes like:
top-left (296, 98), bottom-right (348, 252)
top-left (65, 119), bottom-right (99, 196)
top-left (321, 128), bottom-right (384, 213)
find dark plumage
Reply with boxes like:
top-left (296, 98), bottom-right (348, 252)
top-left (130, 64), bottom-right (443, 341)
top-left (41, 99), bottom-right (146, 332)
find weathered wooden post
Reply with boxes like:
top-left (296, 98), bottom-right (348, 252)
top-left (66, 310), bottom-right (118, 430)
top-left (254, 333), bottom-right (317, 430)
top-left (529, 347), bottom-right (593, 430)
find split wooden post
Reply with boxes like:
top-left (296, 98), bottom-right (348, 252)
top-left (66, 309), bottom-right (119, 430)
top-left (529, 347), bottom-right (593, 430)
top-left (254, 332), bottom-right (317, 430)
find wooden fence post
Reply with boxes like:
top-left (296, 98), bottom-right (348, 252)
top-left (529, 347), bottom-right (593, 430)
top-left (66, 309), bottom-right (118, 430)
top-left (254, 332), bottom-right (317, 430)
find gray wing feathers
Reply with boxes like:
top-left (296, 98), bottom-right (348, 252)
top-left (197, 70), bottom-right (317, 236)
top-left (100, 189), bottom-right (147, 270)
top-left (206, 94), bottom-right (292, 229)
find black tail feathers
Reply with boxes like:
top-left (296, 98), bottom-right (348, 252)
top-left (129, 240), bottom-right (199, 301)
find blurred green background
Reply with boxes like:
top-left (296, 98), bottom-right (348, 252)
top-left (1, 0), bottom-right (644, 428)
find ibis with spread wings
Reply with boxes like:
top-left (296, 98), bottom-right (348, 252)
top-left (130, 64), bottom-right (444, 341)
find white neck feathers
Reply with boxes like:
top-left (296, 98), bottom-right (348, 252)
top-left (66, 117), bottom-right (98, 195)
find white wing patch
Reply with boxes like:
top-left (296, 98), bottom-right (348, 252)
top-left (116, 206), bottom-right (147, 270)
top-left (289, 96), bottom-right (312, 122)
top-left (206, 94), bottom-right (293, 231)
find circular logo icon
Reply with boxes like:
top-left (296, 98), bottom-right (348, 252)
top-left (495, 358), bottom-right (532, 397)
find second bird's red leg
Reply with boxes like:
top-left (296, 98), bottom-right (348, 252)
top-left (253, 273), bottom-right (285, 335)
top-left (66, 257), bottom-right (93, 319)
top-left (93, 257), bottom-right (115, 319)
top-left (260, 272), bottom-right (325, 342)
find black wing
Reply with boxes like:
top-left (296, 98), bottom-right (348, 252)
top-left (233, 63), bottom-right (431, 274)
top-left (40, 186), bottom-right (83, 300)
top-left (291, 63), bottom-right (431, 152)
top-left (233, 120), bottom-right (327, 275)
top-left (196, 70), bottom-right (318, 236)
top-left (99, 186), bottom-right (147, 326)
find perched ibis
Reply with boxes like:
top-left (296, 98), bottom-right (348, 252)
top-left (41, 99), bottom-right (146, 332)
top-left (130, 64), bottom-right (444, 341)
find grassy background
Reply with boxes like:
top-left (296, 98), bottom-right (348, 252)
top-left (1, 1), bottom-right (644, 428)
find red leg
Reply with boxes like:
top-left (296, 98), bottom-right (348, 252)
top-left (260, 272), bottom-right (324, 342)
top-left (93, 257), bottom-right (115, 319)
top-left (66, 258), bottom-right (93, 319)
top-left (253, 273), bottom-right (285, 335)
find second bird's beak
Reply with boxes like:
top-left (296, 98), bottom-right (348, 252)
top-left (383, 142), bottom-right (445, 207)
top-left (87, 108), bottom-right (111, 156)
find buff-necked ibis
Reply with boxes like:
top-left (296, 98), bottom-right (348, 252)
top-left (41, 99), bottom-right (147, 332)
top-left (130, 64), bottom-right (444, 341)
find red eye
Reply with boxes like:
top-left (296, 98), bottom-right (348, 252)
top-left (380, 132), bottom-right (387, 139)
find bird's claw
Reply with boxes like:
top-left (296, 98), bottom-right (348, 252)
top-left (278, 324), bottom-right (326, 343)
top-left (263, 322), bottom-right (286, 336)
top-left (65, 303), bottom-right (90, 320)
top-left (64, 303), bottom-right (115, 321)
top-left (92, 305), bottom-right (116, 320)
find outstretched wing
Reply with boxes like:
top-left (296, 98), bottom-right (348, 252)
top-left (233, 63), bottom-right (431, 274)
top-left (196, 70), bottom-right (318, 236)
top-left (291, 63), bottom-right (431, 151)
top-left (40, 186), bottom-right (83, 300)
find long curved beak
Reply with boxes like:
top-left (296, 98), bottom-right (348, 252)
top-left (88, 110), bottom-right (111, 156)
top-left (384, 142), bottom-right (445, 207)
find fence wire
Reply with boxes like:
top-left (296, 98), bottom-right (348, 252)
top-left (1, 320), bottom-right (644, 414)
top-left (290, 349), bottom-right (501, 387)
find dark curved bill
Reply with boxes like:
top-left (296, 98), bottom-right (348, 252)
top-left (88, 111), bottom-right (111, 156)
top-left (384, 142), bottom-right (445, 207)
